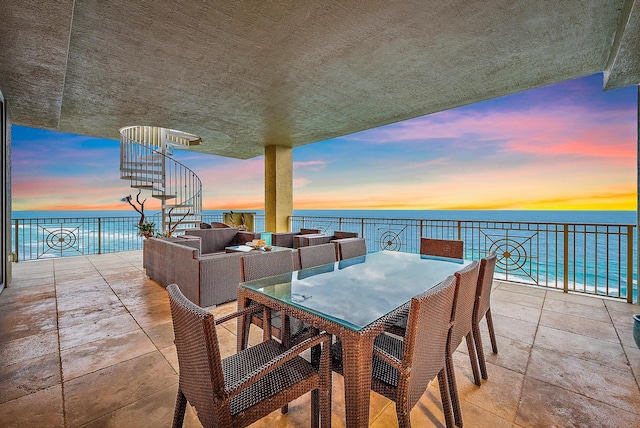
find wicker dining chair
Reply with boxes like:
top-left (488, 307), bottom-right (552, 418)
top-left (386, 238), bottom-right (464, 337)
top-left (370, 275), bottom-right (458, 428)
top-left (335, 237), bottom-right (367, 260)
top-left (420, 238), bottom-right (464, 259)
top-left (298, 243), bottom-right (338, 269)
top-left (447, 260), bottom-right (481, 427)
top-left (240, 250), bottom-right (296, 347)
top-left (168, 284), bottom-right (332, 428)
top-left (240, 250), bottom-right (318, 356)
top-left (241, 249), bottom-right (294, 282)
top-left (472, 252), bottom-right (499, 380)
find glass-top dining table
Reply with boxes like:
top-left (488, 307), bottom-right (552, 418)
top-left (237, 250), bottom-right (471, 428)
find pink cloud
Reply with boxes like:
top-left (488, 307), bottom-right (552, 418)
top-left (346, 106), bottom-right (636, 165)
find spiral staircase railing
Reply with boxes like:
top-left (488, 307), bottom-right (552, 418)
top-left (119, 126), bottom-right (202, 234)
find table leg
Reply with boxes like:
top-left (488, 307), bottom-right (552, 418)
top-left (237, 293), bottom-right (251, 352)
top-left (341, 334), bottom-right (375, 428)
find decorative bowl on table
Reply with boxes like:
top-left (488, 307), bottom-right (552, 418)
top-left (246, 239), bottom-right (267, 249)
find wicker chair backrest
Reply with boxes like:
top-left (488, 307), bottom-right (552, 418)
top-left (337, 238), bottom-right (367, 260)
top-left (475, 252), bottom-right (497, 319)
top-left (241, 250), bottom-right (294, 282)
top-left (420, 238), bottom-right (464, 259)
top-left (449, 261), bottom-right (480, 354)
top-left (298, 243), bottom-right (337, 269)
top-left (403, 274), bottom-right (457, 408)
top-left (167, 283), bottom-right (225, 427)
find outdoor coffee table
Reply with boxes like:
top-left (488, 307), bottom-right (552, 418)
top-left (237, 250), bottom-right (471, 428)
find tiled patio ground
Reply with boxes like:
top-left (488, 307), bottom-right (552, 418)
top-left (0, 250), bottom-right (639, 427)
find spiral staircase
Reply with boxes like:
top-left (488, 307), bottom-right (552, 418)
top-left (119, 126), bottom-right (203, 235)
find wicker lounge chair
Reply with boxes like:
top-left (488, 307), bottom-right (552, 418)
top-left (472, 252), bottom-right (499, 380)
top-left (298, 243), bottom-right (338, 269)
top-left (447, 261), bottom-right (481, 427)
top-left (370, 275), bottom-right (458, 428)
top-left (168, 284), bottom-right (332, 428)
top-left (420, 238), bottom-right (464, 259)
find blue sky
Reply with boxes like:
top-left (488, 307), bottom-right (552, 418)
top-left (11, 73), bottom-right (637, 211)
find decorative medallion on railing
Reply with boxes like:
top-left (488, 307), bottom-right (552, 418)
top-left (41, 224), bottom-right (81, 258)
top-left (480, 229), bottom-right (539, 284)
top-left (375, 223), bottom-right (410, 252)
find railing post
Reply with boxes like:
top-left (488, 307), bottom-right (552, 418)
top-left (13, 218), bottom-right (18, 262)
top-left (563, 224), bottom-right (569, 293)
top-left (627, 225), bottom-right (634, 303)
top-left (98, 218), bottom-right (102, 255)
top-left (457, 221), bottom-right (461, 240)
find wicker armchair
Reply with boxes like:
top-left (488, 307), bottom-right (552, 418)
top-left (420, 238), bottom-right (464, 259)
top-left (298, 243), bottom-right (337, 269)
top-left (370, 275), bottom-right (458, 428)
top-left (168, 284), bottom-right (332, 428)
top-left (447, 261), bottom-right (481, 427)
top-left (271, 228), bottom-right (320, 248)
top-left (472, 252), bottom-right (499, 380)
top-left (300, 230), bottom-right (358, 247)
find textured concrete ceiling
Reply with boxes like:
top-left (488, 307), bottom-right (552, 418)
top-left (1, 0), bottom-right (638, 159)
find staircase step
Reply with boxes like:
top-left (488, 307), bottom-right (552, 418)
top-left (165, 212), bottom-right (194, 217)
top-left (131, 185), bottom-right (154, 189)
top-left (121, 165), bottom-right (163, 171)
top-left (154, 194), bottom-right (176, 200)
top-left (164, 204), bottom-right (194, 209)
top-left (164, 220), bottom-right (201, 225)
top-left (120, 168), bottom-right (164, 178)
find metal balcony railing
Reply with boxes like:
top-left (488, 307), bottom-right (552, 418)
top-left (10, 213), bottom-right (637, 303)
top-left (11, 213), bottom-right (265, 262)
top-left (290, 215), bottom-right (637, 303)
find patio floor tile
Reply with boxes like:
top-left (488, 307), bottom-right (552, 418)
top-left (0, 384), bottom-right (64, 428)
top-left (63, 351), bottom-right (177, 427)
top-left (516, 377), bottom-right (640, 428)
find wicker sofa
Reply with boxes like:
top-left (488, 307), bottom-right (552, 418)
top-left (143, 228), bottom-right (262, 307)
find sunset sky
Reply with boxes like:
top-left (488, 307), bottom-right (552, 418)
top-left (11, 73), bottom-right (638, 212)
